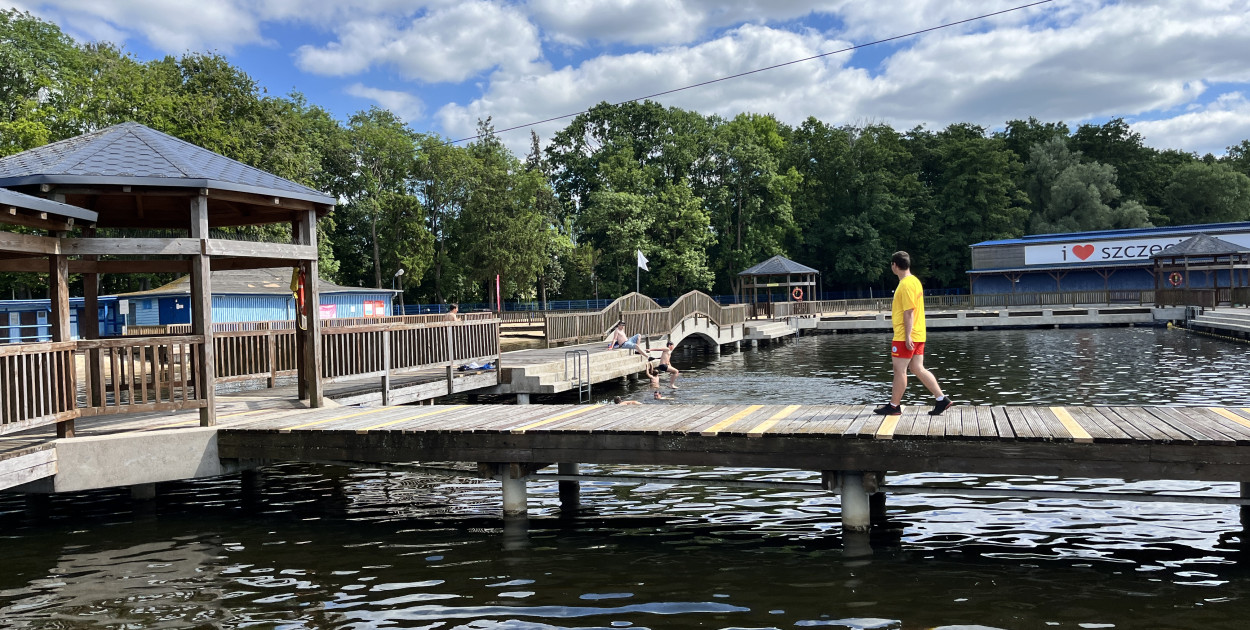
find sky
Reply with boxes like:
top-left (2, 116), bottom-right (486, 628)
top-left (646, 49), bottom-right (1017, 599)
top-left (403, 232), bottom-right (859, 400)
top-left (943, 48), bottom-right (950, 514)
top-left (12, 0), bottom-right (1250, 158)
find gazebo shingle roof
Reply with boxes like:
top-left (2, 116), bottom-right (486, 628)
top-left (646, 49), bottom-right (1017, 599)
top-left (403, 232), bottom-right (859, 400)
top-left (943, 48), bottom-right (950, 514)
top-left (1151, 233), bottom-right (1250, 258)
top-left (738, 255), bottom-right (819, 276)
top-left (0, 122), bottom-right (335, 205)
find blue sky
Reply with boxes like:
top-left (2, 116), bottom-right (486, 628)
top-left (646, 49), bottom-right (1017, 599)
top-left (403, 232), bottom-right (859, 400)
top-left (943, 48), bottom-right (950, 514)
top-left (14, 0), bottom-right (1250, 157)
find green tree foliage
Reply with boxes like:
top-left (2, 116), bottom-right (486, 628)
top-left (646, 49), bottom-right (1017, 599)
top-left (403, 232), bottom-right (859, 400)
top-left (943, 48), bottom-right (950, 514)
top-left (455, 120), bottom-right (552, 306)
top-left (1162, 162), bottom-right (1250, 225)
top-left (912, 124), bottom-right (1029, 286)
top-left (701, 113), bottom-right (800, 294)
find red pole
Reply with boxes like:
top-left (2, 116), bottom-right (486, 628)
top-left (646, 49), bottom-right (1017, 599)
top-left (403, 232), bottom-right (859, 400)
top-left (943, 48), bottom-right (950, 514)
top-left (496, 274), bottom-right (502, 312)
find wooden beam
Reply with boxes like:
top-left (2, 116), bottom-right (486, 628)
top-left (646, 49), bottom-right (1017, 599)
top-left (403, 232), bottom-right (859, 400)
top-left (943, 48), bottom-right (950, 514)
top-left (78, 259), bottom-right (193, 274)
top-left (0, 208), bottom-right (75, 232)
top-left (0, 230), bottom-right (60, 255)
top-left (207, 188), bottom-right (318, 211)
top-left (209, 257), bottom-right (300, 271)
top-left (203, 240), bottom-right (317, 260)
top-left (60, 237), bottom-right (201, 256)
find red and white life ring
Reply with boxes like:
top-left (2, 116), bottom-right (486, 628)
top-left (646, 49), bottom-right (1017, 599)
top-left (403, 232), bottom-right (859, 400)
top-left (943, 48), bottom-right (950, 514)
top-left (1168, 272), bottom-right (1183, 287)
top-left (792, 287), bottom-right (803, 301)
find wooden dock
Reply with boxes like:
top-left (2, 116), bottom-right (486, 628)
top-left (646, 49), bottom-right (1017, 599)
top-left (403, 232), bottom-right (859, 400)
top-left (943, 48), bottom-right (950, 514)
top-left (214, 402), bottom-right (1250, 483)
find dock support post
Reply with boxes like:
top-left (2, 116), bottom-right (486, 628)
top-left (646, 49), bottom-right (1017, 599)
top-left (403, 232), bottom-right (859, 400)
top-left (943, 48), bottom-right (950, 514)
top-left (870, 491), bottom-right (887, 526)
top-left (1242, 482), bottom-right (1250, 529)
top-left (516, 393), bottom-right (530, 405)
top-left (502, 471), bottom-right (528, 517)
top-left (710, 343), bottom-right (721, 354)
top-left (558, 463), bottom-right (580, 513)
top-left (130, 483), bottom-right (156, 501)
top-left (839, 471), bottom-right (871, 532)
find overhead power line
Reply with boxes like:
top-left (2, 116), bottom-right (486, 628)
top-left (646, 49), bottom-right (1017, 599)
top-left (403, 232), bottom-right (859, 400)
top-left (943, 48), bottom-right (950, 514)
top-left (451, 0), bottom-right (1057, 145)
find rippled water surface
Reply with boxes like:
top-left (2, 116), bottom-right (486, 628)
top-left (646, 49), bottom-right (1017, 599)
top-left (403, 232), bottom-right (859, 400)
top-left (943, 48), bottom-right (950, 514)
top-left (3, 327), bottom-right (1250, 629)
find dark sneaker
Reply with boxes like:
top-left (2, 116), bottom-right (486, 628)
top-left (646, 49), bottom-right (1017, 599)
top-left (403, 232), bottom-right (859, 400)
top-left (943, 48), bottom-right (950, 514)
top-left (872, 403), bottom-right (901, 416)
top-left (929, 398), bottom-right (954, 416)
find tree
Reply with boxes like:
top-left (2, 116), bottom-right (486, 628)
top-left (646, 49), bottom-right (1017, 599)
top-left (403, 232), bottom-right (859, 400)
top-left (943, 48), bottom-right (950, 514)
top-left (996, 116), bottom-right (1070, 164)
top-left (912, 123), bottom-right (1028, 286)
top-left (1031, 161), bottom-right (1150, 233)
top-left (701, 113), bottom-right (800, 295)
top-left (412, 134), bottom-right (476, 304)
top-left (1162, 162), bottom-right (1250, 225)
top-left (456, 119), bottom-right (551, 307)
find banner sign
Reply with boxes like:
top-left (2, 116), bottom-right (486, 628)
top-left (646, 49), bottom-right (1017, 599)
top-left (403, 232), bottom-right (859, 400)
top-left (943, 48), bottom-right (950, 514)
top-left (1023, 232), bottom-right (1250, 266)
top-left (319, 304), bottom-right (336, 319)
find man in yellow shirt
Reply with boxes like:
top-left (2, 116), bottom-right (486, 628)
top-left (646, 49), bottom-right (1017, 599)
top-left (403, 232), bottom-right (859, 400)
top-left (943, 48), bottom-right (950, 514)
top-left (873, 251), bottom-right (953, 417)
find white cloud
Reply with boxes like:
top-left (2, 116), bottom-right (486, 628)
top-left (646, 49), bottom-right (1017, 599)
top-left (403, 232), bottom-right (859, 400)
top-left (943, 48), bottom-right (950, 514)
top-left (1133, 93), bottom-right (1250, 156)
top-left (437, 24), bottom-right (860, 154)
top-left (345, 84), bottom-right (426, 122)
top-left (28, 0), bottom-right (266, 52)
top-left (295, 1), bottom-right (543, 83)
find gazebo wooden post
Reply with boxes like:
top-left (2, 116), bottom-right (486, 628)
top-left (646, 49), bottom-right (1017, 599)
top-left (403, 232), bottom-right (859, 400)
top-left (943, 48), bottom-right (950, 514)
top-left (48, 231), bottom-right (73, 438)
top-left (82, 226), bottom-right (104, 408)
top-left (190, 192), bottom-right (216, 426)
top-left (295, 209), bottom-right (324, 407)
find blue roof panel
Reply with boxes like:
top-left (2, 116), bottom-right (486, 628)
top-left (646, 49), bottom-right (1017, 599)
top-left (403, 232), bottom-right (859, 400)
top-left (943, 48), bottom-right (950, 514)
top-left (973, 221), bottom-right (1250, 247)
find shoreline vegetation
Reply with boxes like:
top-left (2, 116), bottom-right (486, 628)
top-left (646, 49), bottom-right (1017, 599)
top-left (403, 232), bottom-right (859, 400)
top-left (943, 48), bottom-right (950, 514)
top-left (3, 9), bottom-right (1249, 310)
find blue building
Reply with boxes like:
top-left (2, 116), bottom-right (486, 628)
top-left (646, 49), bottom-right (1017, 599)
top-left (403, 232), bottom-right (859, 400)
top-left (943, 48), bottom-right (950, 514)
top-left (0, 297), bottom-right (124, 343)
top-left (118, 269), bottom-right (398, 326)
top-left (969, 221), bottom-right (1250, 294)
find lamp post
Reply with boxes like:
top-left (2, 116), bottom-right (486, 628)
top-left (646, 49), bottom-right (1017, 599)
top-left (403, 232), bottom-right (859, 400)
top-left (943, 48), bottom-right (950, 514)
top-left (393, 268), bottom-right (405, 316)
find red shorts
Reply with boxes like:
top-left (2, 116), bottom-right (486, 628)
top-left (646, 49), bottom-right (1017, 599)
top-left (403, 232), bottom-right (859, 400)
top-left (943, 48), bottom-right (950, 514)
top-left (890, 340), bottom-right (925, 359)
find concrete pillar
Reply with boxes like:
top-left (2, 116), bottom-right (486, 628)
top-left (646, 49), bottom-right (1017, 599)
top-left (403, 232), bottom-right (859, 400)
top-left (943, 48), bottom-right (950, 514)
top-left (558, 462), bottom-right (580, 513)
top-left (839, 471), bottom-right (871, 532)
top-left (734, 340), bottom-right (742, 351)
top-left (709, 342), bottom-right (721, 355)
top-left (516, 393), bottom-right (530, 405)
top-left (502, 473), bottom-right (528, 517)
top-left (130, 483), bottom-right (156, 501)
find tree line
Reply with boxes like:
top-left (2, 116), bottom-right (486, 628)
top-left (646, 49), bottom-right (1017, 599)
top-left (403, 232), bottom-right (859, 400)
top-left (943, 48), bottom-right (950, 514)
top-left (4, 9), bottom-right (1250, 304)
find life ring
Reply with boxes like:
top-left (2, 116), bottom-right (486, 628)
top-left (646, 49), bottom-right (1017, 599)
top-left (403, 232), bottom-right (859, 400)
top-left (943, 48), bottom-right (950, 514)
top-left (792, 287), bottom-right (803, 301)
top-left (1168, 272), bottom-right (1183, 287)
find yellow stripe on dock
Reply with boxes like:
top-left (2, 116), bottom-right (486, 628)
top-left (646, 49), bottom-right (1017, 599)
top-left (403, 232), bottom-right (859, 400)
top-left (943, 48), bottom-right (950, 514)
top-left (701, 405), bottom-right (764, 436)
top-left (875, 413), bottom-right (902, 440)
top-left (511, 406), bottom-right (598, 434)
top-left (1049, 407), bottom-right (1093, 443)
top-left (747, 405), bottom-right (801, 437)
top-left (357, 405), bottom-right (468, 433)
top-left (281, 407), bottom-right (392, 432)
top-left (1208, 407), bottom-right (1250, 430)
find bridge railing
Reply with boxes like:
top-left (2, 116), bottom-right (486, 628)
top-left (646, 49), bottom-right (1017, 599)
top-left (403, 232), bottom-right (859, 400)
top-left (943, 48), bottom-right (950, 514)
top-left (620, 291), bottom-right (748, 341)
top-left (544, 293), bottom-right (664, 346)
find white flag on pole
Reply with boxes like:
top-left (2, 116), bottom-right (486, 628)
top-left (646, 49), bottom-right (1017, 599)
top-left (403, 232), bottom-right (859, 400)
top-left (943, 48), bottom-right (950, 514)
top-left (636, 250), bottom-right (649, 271)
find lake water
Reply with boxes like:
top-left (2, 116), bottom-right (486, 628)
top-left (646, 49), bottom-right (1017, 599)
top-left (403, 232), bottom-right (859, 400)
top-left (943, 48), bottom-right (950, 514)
top-left (3, 327), bottom-right (1250, 629)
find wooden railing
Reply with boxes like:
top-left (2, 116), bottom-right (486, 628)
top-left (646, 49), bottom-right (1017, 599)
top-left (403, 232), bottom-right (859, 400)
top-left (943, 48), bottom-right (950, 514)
top-left (211, 318), bottom-right (501, 388)
top-left (0, 342), bottom-right (77, 434)
top-left (621, 291), bottom-right (747, 342)
top-left (132, 312), bottom-right (499, 337)
top-left (544, 292), bottom-right (747, 346)
top-left (1234, 287), bottom-right (1250, 307)
top-left (544, 293), bottom-right (665, 346)
top-left (755, 290), bottom-right (1159, 317)
top-left (1155, 288), bottom-right (1230, 309)
top-left (77, 336), bottom-right (209, 417)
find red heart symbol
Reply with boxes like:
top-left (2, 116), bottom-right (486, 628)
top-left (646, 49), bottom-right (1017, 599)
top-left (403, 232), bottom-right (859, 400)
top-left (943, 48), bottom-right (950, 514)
top-left (1072, 244), bottom-right (1094, 260)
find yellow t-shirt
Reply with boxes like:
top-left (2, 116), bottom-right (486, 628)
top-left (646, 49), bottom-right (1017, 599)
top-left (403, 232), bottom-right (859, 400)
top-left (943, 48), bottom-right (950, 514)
top-left (891, 274), bottom-right (926, 342)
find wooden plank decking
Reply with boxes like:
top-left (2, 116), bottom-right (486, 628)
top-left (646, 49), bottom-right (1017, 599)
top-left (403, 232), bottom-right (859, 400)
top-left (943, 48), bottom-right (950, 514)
top-left (216, 403), bottom-right (1250, 484)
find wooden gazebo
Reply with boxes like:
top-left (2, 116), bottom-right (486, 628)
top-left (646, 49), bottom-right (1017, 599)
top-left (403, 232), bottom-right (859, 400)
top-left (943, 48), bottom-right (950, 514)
top-left (0, 122), bottom-right (335, 437)
top-left (738, 255), bottom-right (819, 318)
top-left (1152, 233), bottom-right (1250, 308)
